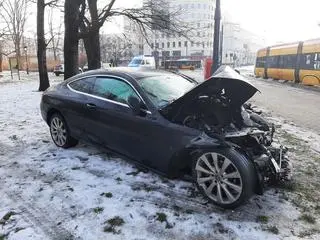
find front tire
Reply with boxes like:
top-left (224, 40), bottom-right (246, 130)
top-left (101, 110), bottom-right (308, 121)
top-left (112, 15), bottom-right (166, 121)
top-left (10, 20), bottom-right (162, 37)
top-left (192, 148), bottom-right (255, 209)
top-left (49, 113), bottom-right (78, 148)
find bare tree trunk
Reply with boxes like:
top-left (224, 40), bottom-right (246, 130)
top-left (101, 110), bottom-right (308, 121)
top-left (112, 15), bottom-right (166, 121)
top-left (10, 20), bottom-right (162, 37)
top-left (48, 8), bottom-right (62, 62)
top-left (64, 0), bottom-right (82, 80)
top-left (37, 0), bottom-right (50, 91)
top-left (0, 43), bottom-right (2, 72)
top-left (83, 30), bottom-right (101, 70)
top-left (83, 0), bottom-right (101, 70)
top-left (0, 0), bottom-right (29, 80)
top-left (15, 49), bottom-right (21, 80)
top-left (49, 15), bottom-right (57, 61)
top-left (52, 36), bottom-right (57, 61)
top-left (0, 54), bottom-right (2, 72)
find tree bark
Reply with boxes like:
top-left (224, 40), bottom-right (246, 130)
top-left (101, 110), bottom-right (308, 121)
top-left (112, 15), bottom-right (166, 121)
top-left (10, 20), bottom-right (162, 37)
top-left (0, 55), bottom-right (2, 72)
top-left (52, 37), bottom-right (57, 61)
top-left (64, 0), bottom-right (83, 80)
top-left (83, 0), bottom-right (101, 70)
top-left (0, 44), bottom-right (2, 72)
top-left (37, 0), bottom-right (50, 91)
top-left (83, 30), bottom-right (101, 70)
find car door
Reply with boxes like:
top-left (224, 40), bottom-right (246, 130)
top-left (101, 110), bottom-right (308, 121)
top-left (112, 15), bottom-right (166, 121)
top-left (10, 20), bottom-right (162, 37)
top-left (86, 75), bottom-right (200, 173)
top-left (64, 77), bottom-right (96, 139)
top-left (85, 76), bottom-right (177, 165)
top-left (84, 75), bottom-right (147, 155)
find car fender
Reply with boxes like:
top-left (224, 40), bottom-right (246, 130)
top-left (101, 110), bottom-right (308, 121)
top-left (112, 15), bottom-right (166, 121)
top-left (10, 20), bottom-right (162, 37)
top-left (167, 132), bottom-right (229, 177)
top-left (185, 132), bottom-right (228, 150)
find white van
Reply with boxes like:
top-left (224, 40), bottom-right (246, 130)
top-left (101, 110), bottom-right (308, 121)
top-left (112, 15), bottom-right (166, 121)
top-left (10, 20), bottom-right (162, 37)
top-left (53, 64), bottom-right (83, 76)
top-left (128, 55), bottom-right (156, 69)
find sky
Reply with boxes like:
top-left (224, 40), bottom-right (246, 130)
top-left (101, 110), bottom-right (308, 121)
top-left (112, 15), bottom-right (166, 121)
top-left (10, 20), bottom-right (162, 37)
top-left (222, 0), bottom-right (320, 45)
top-left (101, 0), bottom-right (320, 45)
top-left (22, 0), bottom-right (320, 46)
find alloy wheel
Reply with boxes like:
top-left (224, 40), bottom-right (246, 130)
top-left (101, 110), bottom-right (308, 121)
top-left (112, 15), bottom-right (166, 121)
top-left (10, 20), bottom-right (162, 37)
top-left (50, 116), bottom-right (67, 147)
top-left (195, 152), bottom-right (243, 204)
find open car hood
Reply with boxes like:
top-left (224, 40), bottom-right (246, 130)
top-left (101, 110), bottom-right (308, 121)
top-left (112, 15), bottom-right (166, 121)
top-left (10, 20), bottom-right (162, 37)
top-left (160, 66), bottom-right (260, 120)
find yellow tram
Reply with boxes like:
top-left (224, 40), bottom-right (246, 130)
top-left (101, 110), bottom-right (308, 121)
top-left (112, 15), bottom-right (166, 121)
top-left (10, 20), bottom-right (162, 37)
top-left (255, 39), bottom-right (320, 85)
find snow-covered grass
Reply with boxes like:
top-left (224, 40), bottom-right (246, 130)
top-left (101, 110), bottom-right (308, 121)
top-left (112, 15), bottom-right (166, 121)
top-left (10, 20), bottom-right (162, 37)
top-left (0, 74), bottom-right (319, 240)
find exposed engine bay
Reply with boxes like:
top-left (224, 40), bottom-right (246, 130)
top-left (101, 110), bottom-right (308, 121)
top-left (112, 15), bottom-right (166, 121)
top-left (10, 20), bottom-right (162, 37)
top-left (180, 94), bottom-right (293, 194)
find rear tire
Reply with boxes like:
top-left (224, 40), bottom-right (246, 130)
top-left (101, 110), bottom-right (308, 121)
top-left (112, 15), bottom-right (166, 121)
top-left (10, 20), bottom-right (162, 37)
top-left (49, 113), bottom-right (78, 148)
top-left (192, 148), bottom-right (255, 209)
top-left (55, 72), bottom-right (59, 76)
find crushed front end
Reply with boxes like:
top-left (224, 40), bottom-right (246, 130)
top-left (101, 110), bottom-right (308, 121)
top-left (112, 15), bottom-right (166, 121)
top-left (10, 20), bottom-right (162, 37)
top-left (224, 105), bottom-right (293, 194)
top-left (161, 66), bottom-right (293, 196)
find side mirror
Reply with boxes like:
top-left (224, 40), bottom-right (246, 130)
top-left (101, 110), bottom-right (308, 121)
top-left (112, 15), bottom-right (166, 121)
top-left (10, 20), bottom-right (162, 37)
top-left (128, 95), bottom-right (141, 115)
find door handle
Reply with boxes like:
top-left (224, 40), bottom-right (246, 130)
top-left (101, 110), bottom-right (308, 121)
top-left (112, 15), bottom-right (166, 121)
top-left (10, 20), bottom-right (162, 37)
top-left (86, 103), bottom-right (96, 110)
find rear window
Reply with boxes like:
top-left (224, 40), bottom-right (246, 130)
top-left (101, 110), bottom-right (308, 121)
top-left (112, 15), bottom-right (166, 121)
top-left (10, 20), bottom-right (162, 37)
top-left (68, 77), bottom-right (95, 94)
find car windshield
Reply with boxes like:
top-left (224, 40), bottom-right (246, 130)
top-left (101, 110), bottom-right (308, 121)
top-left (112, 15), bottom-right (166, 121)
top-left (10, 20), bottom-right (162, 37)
top-left (130, 58), bottom-right (142, 65)
top-left (138, 74), bottom-right (196, 108)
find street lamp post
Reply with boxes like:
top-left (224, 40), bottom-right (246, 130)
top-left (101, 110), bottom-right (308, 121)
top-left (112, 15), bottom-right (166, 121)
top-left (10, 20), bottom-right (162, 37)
top-left (219, 24), bottom-right (224, 66)
top-left (24, 46), bottom-right (29, 75)
top-left (211, 0), bottom-right (221, 75)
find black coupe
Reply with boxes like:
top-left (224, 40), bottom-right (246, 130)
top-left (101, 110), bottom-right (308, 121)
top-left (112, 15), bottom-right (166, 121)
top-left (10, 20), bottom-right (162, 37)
top-left (41, 66), bottom-right (291, 209)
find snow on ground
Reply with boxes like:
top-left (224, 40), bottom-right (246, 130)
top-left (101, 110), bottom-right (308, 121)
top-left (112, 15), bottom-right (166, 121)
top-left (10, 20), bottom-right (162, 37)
top-left (268, 115), bottom-right (320, 154)
top-left (237, 65), bottom-right (255, 76)
top-left (0, 72), bottom-right (319, 240)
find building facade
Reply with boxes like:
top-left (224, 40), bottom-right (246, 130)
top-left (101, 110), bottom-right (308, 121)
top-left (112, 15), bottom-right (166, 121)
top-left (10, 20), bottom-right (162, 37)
top-left (123, 17), bottom-right (145, 57)
top-left (123, 0), bottom-right (265, 67)
top-left (143, 0), bottom-right (216, 60)
top-left (222, 21), bottom-right (265, 66)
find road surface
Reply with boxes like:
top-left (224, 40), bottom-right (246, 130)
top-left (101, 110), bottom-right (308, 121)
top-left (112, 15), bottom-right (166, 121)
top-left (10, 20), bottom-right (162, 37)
top-left (180, 68), bottom-right (320, 134)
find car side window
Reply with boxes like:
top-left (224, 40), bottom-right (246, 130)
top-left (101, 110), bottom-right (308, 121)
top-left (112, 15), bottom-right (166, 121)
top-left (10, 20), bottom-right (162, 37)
top-left (69, 77), bottom-right (95, 94)
top-left (92, 77), bottom-right (139, 105)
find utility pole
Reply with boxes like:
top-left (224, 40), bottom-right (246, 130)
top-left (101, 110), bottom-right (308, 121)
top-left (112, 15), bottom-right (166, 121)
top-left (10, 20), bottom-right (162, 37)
top-left (211, 0), bottom-right (221, 75)
top-left (219, 24), bottom-right (224, 66)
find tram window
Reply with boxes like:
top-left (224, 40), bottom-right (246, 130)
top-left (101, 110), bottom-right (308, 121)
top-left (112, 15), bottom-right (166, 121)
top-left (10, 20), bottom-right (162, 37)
top-left (282, 55), bottom-right (296, 69)
top-left (267, 56), bottom-right (279, 68)
top-left (314, 53), bottom-right (320, 70)
top-left (301, 54), bottom-right (312, 69)
top-left (289, 55), bottom-right (297, 68)
top-left (279, 56), bottom-right (284, 68)
top-left (306, 55), bottom-right (311, 65)
top-left (301, 53), bottom-right (318, 70)
top-left (255, 57), bottom-right (265, 68)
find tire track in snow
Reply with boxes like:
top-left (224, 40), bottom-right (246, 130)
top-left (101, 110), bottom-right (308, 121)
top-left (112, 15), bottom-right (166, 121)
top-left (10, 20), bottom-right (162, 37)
top-left (3, 190), bottom-right (79, 240)
top-left (80, 162), bottom-right (265, 222)
top-left (73, 162), bottom-right (226, 215)
top-left (0, 157), bottom-right (81, 240)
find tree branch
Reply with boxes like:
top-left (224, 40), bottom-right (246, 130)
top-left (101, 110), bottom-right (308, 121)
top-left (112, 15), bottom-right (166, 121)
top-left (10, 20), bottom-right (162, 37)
top-left (45, 36), bottom-right (54, 47)
top-left (98, 0), bottom-right (116, 25)
top-left (0, 50), bottom-right (17, 57)
top-left (45, 0), bottom-right (58, 6)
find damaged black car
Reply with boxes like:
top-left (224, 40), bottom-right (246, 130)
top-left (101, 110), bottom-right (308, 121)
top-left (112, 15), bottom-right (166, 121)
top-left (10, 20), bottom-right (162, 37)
top-left (40, 66), bottom-right (292, 209)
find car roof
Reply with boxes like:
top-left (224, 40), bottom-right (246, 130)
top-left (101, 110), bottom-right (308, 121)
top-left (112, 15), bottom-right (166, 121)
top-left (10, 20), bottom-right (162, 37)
top-left (68, 67), bottom-right (179, 82)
